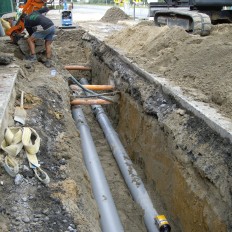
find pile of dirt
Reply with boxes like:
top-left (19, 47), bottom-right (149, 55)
top-left (100, 6), bottom-right (129, 23)
top-left (106, 22), bottom-right (232, 120)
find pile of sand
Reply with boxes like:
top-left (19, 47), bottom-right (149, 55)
top-left (106, 22), bottom-right (232, 120)
top-left (100, 6), bottom-right (129, 23)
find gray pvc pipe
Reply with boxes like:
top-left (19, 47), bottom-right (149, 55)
top-left (72, 106), bottom-right (124, 232)
top-left (80, 78), bottom-right (160, 232)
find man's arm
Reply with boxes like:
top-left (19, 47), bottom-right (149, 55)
top-left (25, 26), bottom-right (34, 36)
top-left (36, 7), bottom-right (50, 15)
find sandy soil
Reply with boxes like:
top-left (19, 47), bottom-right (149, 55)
top-left (100, 7), bottom-right (130, 23)
top-left (105, 21), bottom-right (232, 120)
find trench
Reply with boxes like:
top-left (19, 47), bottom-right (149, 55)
top-left (1, 27), bottom-right (231, 232)
top-left (54, 29), bottom-right (232, 232)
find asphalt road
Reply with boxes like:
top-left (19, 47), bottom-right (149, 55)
top-left (51, 4), bottom-right (150, 22)
top-left (79, 4), bottom-right (150, 19)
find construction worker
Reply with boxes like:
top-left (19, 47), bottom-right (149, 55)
top-left (22, 7), bottom-right (55, 67)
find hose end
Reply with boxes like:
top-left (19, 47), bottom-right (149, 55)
top-left (155, 215), bottom-right (171, 232)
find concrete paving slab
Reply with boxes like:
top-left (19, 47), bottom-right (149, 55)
top-left (0, 65), bottom-right (19, 142)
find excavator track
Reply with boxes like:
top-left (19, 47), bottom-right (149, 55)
top-left (154, 10), bottom-right (212, 36)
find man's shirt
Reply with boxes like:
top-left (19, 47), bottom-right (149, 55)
top-left (24, 7), bottom-right (54, 36)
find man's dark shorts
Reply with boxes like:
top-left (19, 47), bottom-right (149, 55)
top-left (31, 25), bottom-right (55, 41)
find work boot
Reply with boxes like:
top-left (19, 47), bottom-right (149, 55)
top-left (25, 54), bottom-right (37, 62)
top-left (44, 59), bottom-right (52, 68)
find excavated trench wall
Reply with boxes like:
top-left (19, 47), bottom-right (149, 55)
top-left (82, 33), bottom-right (232, 232)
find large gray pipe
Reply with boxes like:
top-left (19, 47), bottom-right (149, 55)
top-left (72, 106), bottom-right (124, 232)
top-left (80, 78), bottom-right (159, 232)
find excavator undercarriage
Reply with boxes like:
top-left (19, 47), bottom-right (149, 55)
top-left (149, 0), bottom-right (232, 36)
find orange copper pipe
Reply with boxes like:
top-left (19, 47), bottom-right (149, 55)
top-left (70, 84), bottom-right (115, 91)
top-left (65, 65), bottom-right (92, 71)
top-left (71, 99), bottom-right (112, 105)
